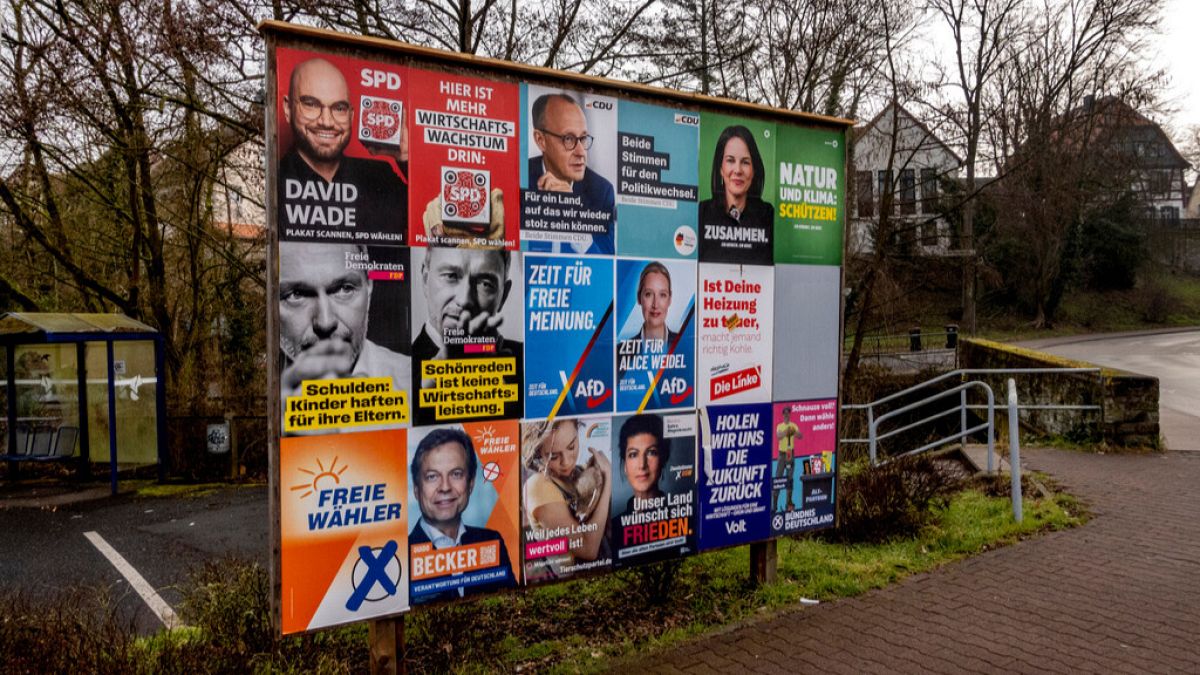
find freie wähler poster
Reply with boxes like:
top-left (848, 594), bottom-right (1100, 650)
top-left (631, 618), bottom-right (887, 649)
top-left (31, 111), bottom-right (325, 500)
top-left (773, 124), bottom-right (845, 265)
top-left (615, 258), bottom-right (697, 413)
top-left (697, 263), bottom-right (773, 406)
top-left (770, 399), bottom-right (838, 536)
top-left (615, 100), bottom-right (700, 259)
top-left (697, 112), bottom-right (776, 265)
top-left (406, 68), bottom-right (520, 249)
top-left (610, 412), bottom-right (698, 567)
top-left (698, 402), bottom-right (772, 550)
top-left (520, 84), bottom-right (618, 255)
top-left (407, 420), bottom-right (520, 605)
top-left (520, 417), bottom-right (613, 584)
top-left (523, 255), bottom-right (615, 418)
top-left (280, 429), bottom-right (409, 633)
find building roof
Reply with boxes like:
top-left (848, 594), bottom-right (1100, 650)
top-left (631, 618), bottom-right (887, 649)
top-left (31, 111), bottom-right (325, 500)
top-left (854, 102), bottom-right (963, 165)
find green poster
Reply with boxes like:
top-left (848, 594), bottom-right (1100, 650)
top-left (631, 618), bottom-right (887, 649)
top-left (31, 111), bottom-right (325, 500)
top-left (773, 125), bottom-right (845, 265)
top-left (697, 112), bottom-right (776, 265)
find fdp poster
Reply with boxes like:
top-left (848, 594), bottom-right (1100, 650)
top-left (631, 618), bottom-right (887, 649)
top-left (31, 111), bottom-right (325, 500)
top-left (771, 400), bottom-right (837, 535)
top-left (697, 112), bottom-right (776, 264)
top-left (519, 83), bottom-right (618, 255)
top-left (410, 247), bottom-right (523, 425)
top-left (615, 258), bottom-right (696, 412)
top-left (615, 100), bottom-right (700, 259)
top-left (698, 403), bottom-right (772, 550)
top-left (520, 417), bottom-right (613, 584)
top-left (280, 430), bottom-right (409, 633)
top-left (524, 255), bottom-right (615, 419)
top-left (407, 421), bottom-right (520, 604)
top-left (772, 264), bottom-right (841, 401)
top-left (697, 263), bottom-right (774, 406)
top-left (406, 68), bottom-right (520, 249)
top-left (773, 125), bottom-right (845, 265)
top-left (275, 47), bottom-right (409, 244)
top-left (610, 412), bottom-right (698, 567)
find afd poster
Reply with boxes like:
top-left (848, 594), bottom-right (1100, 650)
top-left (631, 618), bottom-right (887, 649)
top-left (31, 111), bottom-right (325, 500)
top-left (610, 412), bottom-right (698, 567)
top-left (615, 100), bottom-right (700, 259)
top-left (278, 242), bottom-right (411, 435)
top-left (774, 125), bottom-right (845, 265)
top-left (615, 258), bottom-right (697, 413)
top-left (697, 263), bottom-right (773, 406)
top-left (520, 417), bottom-right (613, 584)
top-left (524, 255), bottom-right (615, 418)
top-left (697, 113), bottom-right (776, 264)
top-left (275, 47), bottom-right (408, 245)
top-left (280, 429), bottom-right (409, 633)
top-left (519, 84), bottom-right (618, 255)
top-left (771, 400), bottom-right (837, 535)
top-left (772, 264), bottom-right (841, 401)
top-left (698, 403), bottom-right (772, 550)
top-left (407, 420), bottom-right (520, 605)
top-left (406, 68), bottom-right (520, 249)
top-left (410, 247), bottom-right (523, 425)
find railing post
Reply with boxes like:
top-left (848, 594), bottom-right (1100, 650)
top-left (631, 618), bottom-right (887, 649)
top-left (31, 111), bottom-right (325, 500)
top-left (986, 383), bottom-right (995, 474)
top-left (867, 406), bottom-right (877, 465)
top-left (1007, 378), bottom-right (1023, 522)
top-left (959, 389), bottom-right (967, 454)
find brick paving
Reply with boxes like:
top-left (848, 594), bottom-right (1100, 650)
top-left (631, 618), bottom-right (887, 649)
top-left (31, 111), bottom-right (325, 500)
top-left (620, 448), bottom-right (1200, 673)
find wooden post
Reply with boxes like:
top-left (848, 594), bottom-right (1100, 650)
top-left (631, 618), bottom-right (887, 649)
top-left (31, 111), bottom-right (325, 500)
top-left (369, 616), bottom-right (406, 675)
top-left (750, 540), bottom-right (777, 587)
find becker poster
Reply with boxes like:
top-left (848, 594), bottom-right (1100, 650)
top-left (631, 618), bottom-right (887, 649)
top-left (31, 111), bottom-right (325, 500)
top-left (407, 420), bottom-right (520, 604)
top-left (407, 68), bottom-right (520, 249)
top-left (773, 124), bottom-right (845, 265)
top-left (524, 255), bottom-right (615, 419)
top-left (280, 429), bottom-right (409, 633)
top-left (698, 403), bottom-right (772, 550)
top-left (275, 47), bottom-right (409, 245)
top-left (615, 258), bottom-right (696, 413)
top-left (770, 400), bottom-right (837, 536)
top-left (520, 417), bottom-right (613, 584)
top-left (772, 264), bottom-right (841, 401)
top-left (410, 247), bottom-right (523, 425)
top-left (697, 263), bottom-right (773, 406)
top-left (615, 100), bottom-right (700, 259)
top-left (610, 412), bottom-right (698, 567)
top-left (697, 113), bottom-right (776, 264)
top-left (520, 84), bottom-right (618, 255)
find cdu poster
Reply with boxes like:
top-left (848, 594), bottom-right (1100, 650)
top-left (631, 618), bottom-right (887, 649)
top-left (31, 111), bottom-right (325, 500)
top-left (698, 403), bottom-right (772, 550)
top-left (615, 258), bottom-right (696, 412)
top-left (773, 125), bottom-right (845, 265)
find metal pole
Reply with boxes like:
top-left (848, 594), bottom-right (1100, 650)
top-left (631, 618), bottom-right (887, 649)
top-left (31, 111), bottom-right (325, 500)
top-left (76, 342), bottom-right (91, 478)
top-left (154, 336), bottom-right (167, 483)
top-left (867, 407), bottom-right (877, 465)
top-left (106, 341), bottom-right (118, 496)
top-left (986, 384), bottom-right (995, 474)
top-left (6, 344), bottom-right (18, 474)
top-left (1008, 378), bottom-right (1023, 522)
top-left (959, 389), bottom-right (967, 455)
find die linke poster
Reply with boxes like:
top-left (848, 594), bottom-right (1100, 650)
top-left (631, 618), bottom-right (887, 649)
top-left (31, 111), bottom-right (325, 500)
top-left (773, 124), bottom-right (845, 265)
top-left (407, 68), bottom-right (520, 249)
top-left (698, 402), bottom-right (772, 550)
top-left (697, 263), bottom-right (774, 407)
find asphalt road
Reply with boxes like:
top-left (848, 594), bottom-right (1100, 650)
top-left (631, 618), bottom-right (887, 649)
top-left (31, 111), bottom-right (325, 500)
top-left (1018, 328), bottom-right (1200, 452)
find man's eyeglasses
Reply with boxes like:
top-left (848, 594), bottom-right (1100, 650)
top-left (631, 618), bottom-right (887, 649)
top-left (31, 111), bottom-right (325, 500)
top-left (295, 96), bottom-right (352, 122)
top-left (537, 128), bottom-right (594, 150)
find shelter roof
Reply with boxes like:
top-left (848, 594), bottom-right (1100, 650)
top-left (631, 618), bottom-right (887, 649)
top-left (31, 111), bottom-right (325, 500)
top-left (0, 313), bottom-right (158, 339)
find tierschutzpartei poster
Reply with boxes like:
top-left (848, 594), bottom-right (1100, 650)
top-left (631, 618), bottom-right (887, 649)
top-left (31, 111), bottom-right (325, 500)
top-left (697, 263), bottom-right (773, 406)
top-left (770, 400), bottom-right (837, 536)
top-left (773, 125), bottom-right (845, 265)
top-left (698, 403), bottom-right (772, 550)
top-left (615, 258), bottom-right (697, 412)
top-left (697, 113), bottom-right (776, 264)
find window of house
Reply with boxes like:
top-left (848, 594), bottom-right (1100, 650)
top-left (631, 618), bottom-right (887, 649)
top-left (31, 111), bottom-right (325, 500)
top-left (899, 169), bottom-right (916, 215)
top-left (920, 168), bottom-right (939, 214)
top-left (1149, 170), bottom-right (1170, 195)
top-left (1161, 206), bottom-right (1180, 225)
top-left (877, 170), bottom-right (893, 215)
top-left (856, 171), bottom-right (874, 217)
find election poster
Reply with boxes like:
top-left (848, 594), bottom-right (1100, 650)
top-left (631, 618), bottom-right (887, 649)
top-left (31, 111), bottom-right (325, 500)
top-left (520, 417), bottom-right (613, 584)
top-left (524, 255), bottom-right (615, 418)
top-left (275, 47), bottom-right (409, 245)
top-left (610, 412), bottom-right (698, 567)
top-left (615, 258), bottom-right (696, 413)
top-left (410, 247), bottom-right (523, 426)
top-left (697, 263), bottom-right (774, 407)
top-left (772, 264), bottom-right (841, 401)
top-left (278, 243), bottom-right (411, 435)
top-left (280, 429), bottom-right (410, 633)
top-left (774, 125), bottom-right (845, 265)
top-left (697, 113), bottom-right (777, 264)
top-left (698, 403), bottom-right (772, 550)
top-left (519, 84), bottom-right (618, 255)
top-left (407, 420), bottom-right (520, 604)
top-left (615, 100), bottom-right (700, 259)
top-left (771, 400), bottom-right (837, 536)
top-left (406, 68), bottom-right (520, 249)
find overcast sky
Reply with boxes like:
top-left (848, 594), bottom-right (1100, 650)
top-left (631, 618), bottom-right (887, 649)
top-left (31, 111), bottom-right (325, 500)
top-left (1151, 0), bottom-right (1198, 137)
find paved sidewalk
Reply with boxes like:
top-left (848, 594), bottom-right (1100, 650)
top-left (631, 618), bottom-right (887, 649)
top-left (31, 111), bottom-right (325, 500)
top-left (621, 448), bottom-right (1200, 674)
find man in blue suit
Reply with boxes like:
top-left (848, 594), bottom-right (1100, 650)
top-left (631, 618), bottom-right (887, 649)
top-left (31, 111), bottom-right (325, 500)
top-left (527, 93), bottom-right (615, 254)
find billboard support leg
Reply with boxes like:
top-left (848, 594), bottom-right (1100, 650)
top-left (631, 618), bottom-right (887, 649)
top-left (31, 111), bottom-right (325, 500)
top-left (750, 540), bottom-right (777, 586)
top-left (369, 616), bottom-right (406, 675)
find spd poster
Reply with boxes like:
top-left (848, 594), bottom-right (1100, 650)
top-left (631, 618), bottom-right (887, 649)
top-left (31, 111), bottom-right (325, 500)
top-left (406, 68), bottom-right (520, 249)
top-left (407, 420), bottom-right (520, 604)
top-left (770, 400), bottom-right (837, 535)
top-left (697, 263), bottom-right (773, 406)
top-left (615, 258), bottom-right (696, 412)
top-left (524, 255), bottom-right (615, 418)
top-left (774, 125), bottom-right (845, 264)
top-left (697, 113), bottom-right (776, 264)
top-left (698, 403), bottom-right (772, 550)
top-left (615, 100), bottom-right (700, 259)
top-left (520, 417), bottom-right (614, 584)
top-left (280, 430), bottom-right (410, 633)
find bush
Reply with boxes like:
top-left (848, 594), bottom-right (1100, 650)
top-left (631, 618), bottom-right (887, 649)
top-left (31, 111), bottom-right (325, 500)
top-left (824, 454), bottom-right (962, 544)
top-left (0, 587), bottom-right (136, 674)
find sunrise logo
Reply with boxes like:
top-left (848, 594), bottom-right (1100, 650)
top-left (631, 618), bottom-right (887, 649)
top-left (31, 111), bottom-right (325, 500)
top-left (290, 456), bottom-right (348, 499)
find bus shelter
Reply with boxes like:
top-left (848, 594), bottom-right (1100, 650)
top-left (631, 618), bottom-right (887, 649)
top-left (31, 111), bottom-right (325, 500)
top-left (0, 313), bottom-right (166, 494)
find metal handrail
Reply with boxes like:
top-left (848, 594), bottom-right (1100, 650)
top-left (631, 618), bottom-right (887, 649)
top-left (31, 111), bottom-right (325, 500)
top-left (867, 380), bottom-right (995, 468)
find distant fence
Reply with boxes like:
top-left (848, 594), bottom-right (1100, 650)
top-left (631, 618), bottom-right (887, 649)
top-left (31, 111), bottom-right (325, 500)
top-left (1147, 219), bottom-right (1200, 273)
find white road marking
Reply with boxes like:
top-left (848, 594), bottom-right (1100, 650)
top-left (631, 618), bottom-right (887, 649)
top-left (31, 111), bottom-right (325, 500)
top-left (83, 531), bottom-right (182, 629)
